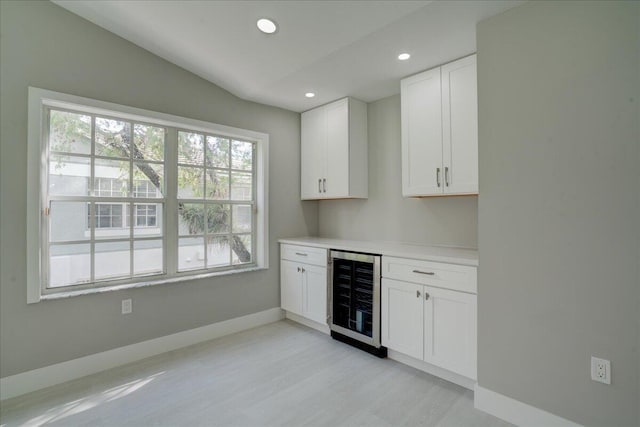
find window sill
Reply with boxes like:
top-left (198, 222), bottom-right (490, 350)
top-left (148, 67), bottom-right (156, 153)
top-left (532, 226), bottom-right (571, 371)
top-left (39, 266), bottom-right (267, 302)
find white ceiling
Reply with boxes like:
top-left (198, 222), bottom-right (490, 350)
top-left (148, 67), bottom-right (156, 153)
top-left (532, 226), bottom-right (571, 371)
top-left (52, 0), bottom-right (523, 113)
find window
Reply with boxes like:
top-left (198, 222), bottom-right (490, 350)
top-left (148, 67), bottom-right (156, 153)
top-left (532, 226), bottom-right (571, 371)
top-left (175, 131), bottom-right (255, 271)
top-left (93, 203), bottom-right (125, 229)
top-left (27, 88), bottom-right (269, 303)
top-left (86, 178), bottom-right (160, 230)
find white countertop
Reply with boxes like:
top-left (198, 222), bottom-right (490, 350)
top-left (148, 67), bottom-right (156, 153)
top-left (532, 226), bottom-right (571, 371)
top-left (278, 237), bottom-right (478, 267)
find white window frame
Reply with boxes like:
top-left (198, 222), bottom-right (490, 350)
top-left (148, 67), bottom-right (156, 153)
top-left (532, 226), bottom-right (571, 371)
top-left (27, 87), bottom-right (269, 303)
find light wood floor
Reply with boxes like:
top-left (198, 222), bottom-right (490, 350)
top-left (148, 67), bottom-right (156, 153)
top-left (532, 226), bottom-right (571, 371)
top-left (0, 320), bottom-right (511, 426)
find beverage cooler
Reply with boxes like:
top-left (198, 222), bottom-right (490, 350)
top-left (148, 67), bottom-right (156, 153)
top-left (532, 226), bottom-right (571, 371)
top-left (329, 250), bottom-right (386, 357)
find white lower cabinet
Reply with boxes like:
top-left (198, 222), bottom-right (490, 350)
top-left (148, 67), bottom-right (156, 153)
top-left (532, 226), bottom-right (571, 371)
top-left (301, 264), bottom-right (328, 324)
top-left (280, 244), bottom-right (328, 326)
top-left (281, 260), bottom-right (304, 315)
top-left (381, 278), bottom-right (423, 360)
top-left (381, 257), bottom-right (477, 380)
top-left (423, 286), bottom-right (477, 379)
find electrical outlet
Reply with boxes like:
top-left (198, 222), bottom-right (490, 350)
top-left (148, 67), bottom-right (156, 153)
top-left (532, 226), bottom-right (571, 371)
top-left (121, 299), bottom-right (132, 315)
top-left (591, 356), bottom-right (611, 384)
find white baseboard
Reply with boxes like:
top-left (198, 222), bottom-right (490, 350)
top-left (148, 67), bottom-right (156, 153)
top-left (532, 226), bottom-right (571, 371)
top-left (387, 349), bottom-right (476, 390)
top-left (284, 311), bottom-right (330, 335)
top-left (0, 307), bottom-right (284, 401)
top-left (474, 384), bottom-right (583, 427)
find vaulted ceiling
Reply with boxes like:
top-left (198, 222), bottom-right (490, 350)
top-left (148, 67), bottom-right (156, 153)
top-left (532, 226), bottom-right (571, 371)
top-left (53, 1), bottom-right (522, 112)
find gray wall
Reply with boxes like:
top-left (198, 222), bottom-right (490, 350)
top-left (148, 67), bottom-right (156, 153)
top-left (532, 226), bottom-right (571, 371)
top-left (318, 94), bottom-right (478, 248)
top-left (0, 0), bottom-right (317, 378)
top-left (477, 1), bottom-right (639, 426)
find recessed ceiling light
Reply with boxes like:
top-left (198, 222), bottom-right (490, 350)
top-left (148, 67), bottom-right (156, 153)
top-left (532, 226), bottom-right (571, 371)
top-left (305, 92), bottom-right (316, 98)
top-left (398, 53), bottom-right (411, 61)
top-left (257, 18), bottom-right (277, 34)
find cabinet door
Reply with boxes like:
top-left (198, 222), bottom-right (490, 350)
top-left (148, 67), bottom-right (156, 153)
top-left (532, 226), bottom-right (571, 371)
top-left (401, 68), bottom-right (443, 196)
top-left (302, 264), bottom-right (328, 325)
top-left (423, 286), bottom-right (477, 379)
top-left (325, 98), bottom-right (350, 198)
top-left (301, 106), bottom-right (326, 199)
top-left (281, 260), bottom-right (302, 316)
top-left (381, 278), bottom-right (423, 360)
top-left (441, 55), bottom-right (478, 195)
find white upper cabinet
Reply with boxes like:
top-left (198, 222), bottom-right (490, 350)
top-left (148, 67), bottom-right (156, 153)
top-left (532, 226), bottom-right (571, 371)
top-left (401, 67), bottom-right (443, 196)
top-left (301, 97), bottom-right (368, 200)
top-left (401, 54), bottom-right (478, 197)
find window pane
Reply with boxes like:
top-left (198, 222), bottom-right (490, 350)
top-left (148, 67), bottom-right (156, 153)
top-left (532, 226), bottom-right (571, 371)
top-left (206, 170), bottom-right (229, 200)
top-left (49, 110), bottom-right (92, 155)
top-left (49, 244), bottom-right (90, 288)
top-left (232, 204), bottom-right (252, 233)
top-left (178, 237), bottom-right (204, 271)
top-left (93, 203), bottom-right (129, 235)
top-left (178, 203), bottom-right (205, 236)
top-left (95, 117), bottom-right (131, 158)
top-left (95, 241), bottom-right (130, 281)
top-left (50, 202), bottom-right (90, 242)
top-left (207, 204), bottom-right (230, 234)
top-left (134, 239), bottom-right (163, 276)
top-left (206, 136), bottom-right (229, 168)
top-left (94, 159), bottom-right (130, 196)
top-left (177, 166), bottom-right (204, 199)
top-left (91, 203), bottom-right (130, 240)
top-left (134, 163), bottom-right (164, 197)
top-left (134, 203), bottom-right (162, 237)
top-left (231, 172), bottom-right (252, 200)
top-left (231, 235), bottom-right (252, 265)
top-left (207, 237), bottom-right (230, 268)
top-left (49, 155), bottom-right (90, 196)
top-left (178, 131), bottom-right (204, 165)
top-left (231, 140), bottom-right (253, 170)
top-left (134, 124), bottom-right (165, 161)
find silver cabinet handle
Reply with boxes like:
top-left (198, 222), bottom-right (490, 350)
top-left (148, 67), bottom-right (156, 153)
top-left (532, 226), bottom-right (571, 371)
top-left (412, 269), bottom-right (435, 275)
top-left (295, 252), bottom-right (308, 256)
top-left (318, 178), bottom-right (322, 193)
top-left (297, 267), bottom-right (301, 272)
top-left (425, 292), bottom-right (430, 301)
top-left (445, 166), bottom-right (449, 187)
top-left (416, 289), bottom-right (421, 298)
top-left (301, 267), bottom-right (305, 273)
top-left (436, 168), bottom-right (441, 187)
top-left (323, 178), bottom-right (326, 193)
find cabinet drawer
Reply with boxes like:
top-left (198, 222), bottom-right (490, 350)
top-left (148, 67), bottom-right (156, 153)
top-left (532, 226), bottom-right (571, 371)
top-left (381, 256), bottom-right (476, 294)
top-left (281, 244), bottom-right (327, 267)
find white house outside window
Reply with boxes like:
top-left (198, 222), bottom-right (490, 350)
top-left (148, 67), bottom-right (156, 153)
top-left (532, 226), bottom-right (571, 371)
top-left (27, 88), bottom-right (269, 303)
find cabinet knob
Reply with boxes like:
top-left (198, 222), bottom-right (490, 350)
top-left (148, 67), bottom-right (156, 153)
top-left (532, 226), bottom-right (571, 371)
top-left (416, 290), bottom-right (421, 298)
top-left (425, 292), bottom-right (430, 301)
top-left (297, 267), bottom-right (300, 272)
top-left (301, 267), bottom-right (305, 273)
